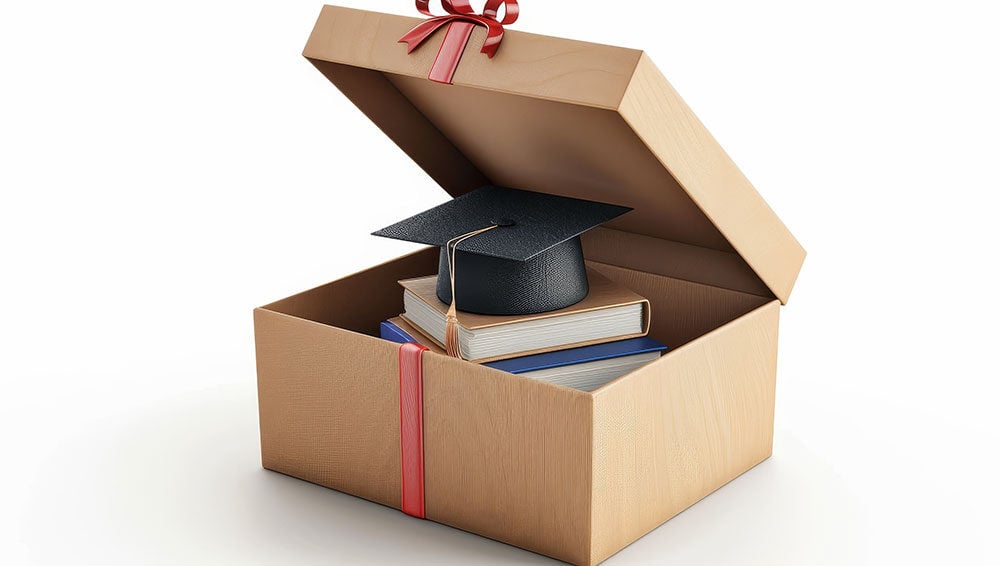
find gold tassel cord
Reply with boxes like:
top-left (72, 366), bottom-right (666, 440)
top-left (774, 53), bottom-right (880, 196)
top-left (444, 225), bottom-right (499, 359)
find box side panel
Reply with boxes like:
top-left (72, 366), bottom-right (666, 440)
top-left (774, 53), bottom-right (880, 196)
top-left (255, 307), bottom-right (402, 508)
top-left (421, 353), bottom-right (594, 565)
top-left (587, 261), bottom-right (771, 349)
top-left (264, 248), bottom-right (437, 334)
top-left (383, 74), bottom-right (735, 253)
top-left (308, 60), bottom-right (490, 197)
top-left (303, 5), bottom-right (641, 109)
top-left (583, 227), bottom-right (773, 298)
top-left (590, 301), bottom-right (780, 564)
top-left (303, 6), bottom-right (805, 299)
top-left (619, 54), bottom-right (806, 303)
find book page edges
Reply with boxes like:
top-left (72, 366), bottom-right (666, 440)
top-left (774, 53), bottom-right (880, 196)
top-left (399, 269), bottom-right (648, 331)
top-left (397, 313), bottom-right (649, 365)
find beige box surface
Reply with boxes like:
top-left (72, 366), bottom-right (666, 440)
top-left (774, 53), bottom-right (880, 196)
top-left (256, 5), bottom-right (805, 564)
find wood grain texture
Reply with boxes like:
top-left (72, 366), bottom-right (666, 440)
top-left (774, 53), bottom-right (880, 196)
top-left (590, 300), bottom-right (781, 564)
top-left (303, 6), bottom-right (804, 302)
top-left (422, 353), bottom-right (594, 565)
top-left (588, 261), bottom-right (771, 349)
top-left (582, 227), bottom-right (774, 298)
top-left (618, 54), bottom-right (806, 303)
top-left (256, 251), bottom-right (781, 564)
top-left (268, 9), bottom-right (802, 559)
top-left (257, 249), bottom-right (597, 562)
top-left (255, 308), bottom-right (404, 508)
top-left (255, 249), bottom-right (437, 507)
top-left (263, 247), bottom-right (438, 334)
top-left (303, 5), bottom-right (642, 109)
top-left (309, 60), bottom-right (489, 197)
top-left (383, 73), bottom-right (734, 251)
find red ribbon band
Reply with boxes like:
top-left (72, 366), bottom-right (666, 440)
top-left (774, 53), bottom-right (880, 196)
top-left (398, 342), bottom-right (429, 518)
top-left (398, 0), bottom-right (520, 84)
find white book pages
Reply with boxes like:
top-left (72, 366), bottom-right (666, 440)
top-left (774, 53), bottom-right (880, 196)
top-left (404, 290), bottom-right (645, 360)
top-left (520, 351), bottom-right (663, 392)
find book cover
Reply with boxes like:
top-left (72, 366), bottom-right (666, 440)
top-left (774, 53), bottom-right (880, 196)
top-left (397, 269), bottom-right (651, 363)
top-left (380, 318), bottom-right (667, 375)
top-left (398, 269), bottom-right (650, 331)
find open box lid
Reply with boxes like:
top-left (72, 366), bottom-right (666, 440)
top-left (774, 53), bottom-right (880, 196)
top-left (303, 5), bottom-right (805, 303)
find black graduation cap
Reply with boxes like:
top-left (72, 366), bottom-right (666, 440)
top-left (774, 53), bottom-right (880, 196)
top-left (373, 186), bottom-right (632, 315)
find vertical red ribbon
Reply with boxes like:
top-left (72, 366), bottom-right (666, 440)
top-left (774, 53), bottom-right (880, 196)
top-left (429, 22), bottom-right (476, 84)
top-left (398, 342), bottom-right (429, 518)
top-left (398, 0), bottom-right (520, 84)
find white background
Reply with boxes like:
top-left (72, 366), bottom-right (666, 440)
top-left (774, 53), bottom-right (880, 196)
top-left (2, 1), bottom-right (998, 564)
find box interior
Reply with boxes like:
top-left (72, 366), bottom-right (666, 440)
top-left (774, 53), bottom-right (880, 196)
top-left (260, 10), bottom-right (798, 561)
top-left (282, 51), bottom-right (781, 388)
top-left (380, 71), bottom-right (734, 253)
top-left (308, 60), bottom-right (783, 297)
top-left (263, 247), bottom-right (773, 378)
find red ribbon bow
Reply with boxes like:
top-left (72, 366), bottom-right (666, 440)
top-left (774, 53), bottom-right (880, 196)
top-left (399, 0), bottom-right (520, 84)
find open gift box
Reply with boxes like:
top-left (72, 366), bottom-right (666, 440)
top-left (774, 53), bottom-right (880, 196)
top-left (255, 5), bottom-right (805, 565)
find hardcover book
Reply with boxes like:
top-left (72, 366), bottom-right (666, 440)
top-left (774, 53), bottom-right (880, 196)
top-left (398, 269), bottom-right (651, 363)
top-left (381, 318), bottom-right (668, 392)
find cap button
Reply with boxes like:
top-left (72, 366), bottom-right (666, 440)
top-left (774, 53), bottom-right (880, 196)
top-left (491, 218), bottom-right (516, 227)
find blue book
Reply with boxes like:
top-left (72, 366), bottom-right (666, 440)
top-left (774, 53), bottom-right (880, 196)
top-left (381, 318), bottom-right (668, 392)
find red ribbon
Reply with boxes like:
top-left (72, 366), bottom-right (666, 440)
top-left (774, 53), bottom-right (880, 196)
top-left (399, 0), bottom-right (520, 84)
top-left (398, 342), bottom-right (429, 518)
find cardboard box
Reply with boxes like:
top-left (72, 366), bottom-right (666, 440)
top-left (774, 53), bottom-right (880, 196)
top-left (255, 5), bottom-right (805, 564)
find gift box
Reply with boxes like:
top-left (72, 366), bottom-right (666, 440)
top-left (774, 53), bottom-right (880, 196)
top-left (255, 4), bottom-right (805, 564)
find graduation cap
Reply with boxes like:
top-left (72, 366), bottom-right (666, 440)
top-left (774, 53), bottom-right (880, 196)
top-left (373, 186), bottom-right (632, 316)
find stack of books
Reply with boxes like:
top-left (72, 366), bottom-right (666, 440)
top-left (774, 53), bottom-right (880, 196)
top-left (381, 269), bottom-right (667, 392)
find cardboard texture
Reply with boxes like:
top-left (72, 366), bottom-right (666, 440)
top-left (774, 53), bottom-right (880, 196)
top-left (302, 5), bottom-right (805, 303)
top-left (256, 5), bottom-right (803, 564)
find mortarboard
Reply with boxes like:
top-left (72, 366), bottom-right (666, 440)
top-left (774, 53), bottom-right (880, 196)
top-left (373, 186), bottom-right (632, 316)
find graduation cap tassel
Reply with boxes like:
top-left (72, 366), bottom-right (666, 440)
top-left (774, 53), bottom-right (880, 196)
top-left (444, 224), bottom-right (500, 358)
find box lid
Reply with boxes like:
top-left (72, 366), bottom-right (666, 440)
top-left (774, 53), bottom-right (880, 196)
top-left (304, 5), bottom-right (805, 303)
